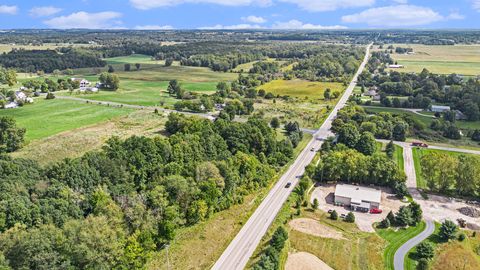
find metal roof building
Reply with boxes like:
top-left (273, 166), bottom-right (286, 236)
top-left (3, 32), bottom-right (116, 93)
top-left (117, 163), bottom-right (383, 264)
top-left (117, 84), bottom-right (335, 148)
top-left (334, 184), bottom-right (381, 211)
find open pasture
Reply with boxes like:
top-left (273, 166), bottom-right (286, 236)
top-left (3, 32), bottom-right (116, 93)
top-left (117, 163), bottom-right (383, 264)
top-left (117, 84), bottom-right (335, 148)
top-left (0, 43), bottom-right (91, 53)
top-left (386, 44), bottom-right (480, 75)
top-left (259, 79), bottom-right (344, 99)
top-left (0, 98), bottom-right (133, 141)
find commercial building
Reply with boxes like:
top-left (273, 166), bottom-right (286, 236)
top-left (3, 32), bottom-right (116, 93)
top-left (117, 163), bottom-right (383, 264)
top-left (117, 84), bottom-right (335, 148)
top-left (334, 184), bottom-right (381, 212)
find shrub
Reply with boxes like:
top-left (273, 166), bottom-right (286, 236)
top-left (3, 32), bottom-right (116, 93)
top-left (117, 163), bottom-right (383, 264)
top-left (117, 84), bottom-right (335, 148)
top-left (416, 242), bottom-right (434, 259)
top-left (458, 233), bottom-right (466, 241)
top-left (345, 212), bottom-right (355, 223)
top-left (330, 210), bottom-right (338, 220)
top-left (45, 92), bottom-right (55, 99)
top-left (416, 258), bottom-right (429, 270)
top-left (380, 218), bottom-right (390, 228)
top-left (312, 198), bottom-right (319, 210)
top-left (439, 220), bottom-right (458, 241)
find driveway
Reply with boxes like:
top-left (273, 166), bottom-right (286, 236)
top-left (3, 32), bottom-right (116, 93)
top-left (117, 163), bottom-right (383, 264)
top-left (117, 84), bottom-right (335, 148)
top-left (393, 220), bottom-right (435, 270)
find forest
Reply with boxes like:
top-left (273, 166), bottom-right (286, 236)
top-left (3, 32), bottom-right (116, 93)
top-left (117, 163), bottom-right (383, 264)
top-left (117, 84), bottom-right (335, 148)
top-left (0, 48), bottom-right (105, 73)
top-left (0, 113), bottom-right (296, 269)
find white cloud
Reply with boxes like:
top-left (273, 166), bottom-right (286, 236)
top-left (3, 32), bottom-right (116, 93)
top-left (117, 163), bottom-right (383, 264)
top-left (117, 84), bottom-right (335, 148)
top-left (43, 11), bottom-right (123, 29)
top-left (130, 0), bottom-right (272, 10)
top-left (29, 6), bottom-right (62, 17)
top-left (198, 23), bottom-right (264, 29)
top-left (135, 25), bottom-right (174, 30)
top-left (279, 0), bottom-right (375, 12)
top-left (392, 0), bottom-right (407, 3)
top-left (272, 20), bottom-right (347, 29)
top-left (0, 5), bottom-right (17, 15)
top-left (473, 0), bottom-right (480, 11)
top-left (341, 5), bottom-right (444, 26)
top-left (242, 15), bottom-right (267, 23)
top-left (446, 12), bottom-right (464, 20)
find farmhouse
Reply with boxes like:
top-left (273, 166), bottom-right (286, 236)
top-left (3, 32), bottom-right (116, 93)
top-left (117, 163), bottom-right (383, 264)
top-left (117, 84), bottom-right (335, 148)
top-left (430, 105), bottom-right (451, 113)
top-left (334, 184), bottom-right (381, 211)
top-left (71, 78), bottom-right (91, 89)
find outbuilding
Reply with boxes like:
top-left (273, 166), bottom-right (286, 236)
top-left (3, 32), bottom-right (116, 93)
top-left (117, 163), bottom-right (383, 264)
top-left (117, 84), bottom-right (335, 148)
top-left (334, 184), bottom-right (381, 211)
top-left (430, 105), bottom-right (451, 113)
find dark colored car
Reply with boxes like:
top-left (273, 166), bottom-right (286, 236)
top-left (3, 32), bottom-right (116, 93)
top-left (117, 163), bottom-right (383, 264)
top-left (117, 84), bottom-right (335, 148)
top-left (285, 182), bottom-right (292, 188)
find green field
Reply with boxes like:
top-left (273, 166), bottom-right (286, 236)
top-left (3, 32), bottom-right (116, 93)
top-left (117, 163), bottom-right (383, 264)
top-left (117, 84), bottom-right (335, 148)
top-left (394, 145), bottom-right (405, 171)
top-left (0, 43), bottom-right (90, 53)
top-left (259, 79), bottom-right (344, 99)
top-left (0, 98), bottom-right (133, 141)
top-left (58, 56), bottom-right (238, 106)
top-left (105, 54), bottom-right (162, 65)
top-left (385, 44), bottom-right (480, 75)
top-left (376, 221), bottom-right (426, 270)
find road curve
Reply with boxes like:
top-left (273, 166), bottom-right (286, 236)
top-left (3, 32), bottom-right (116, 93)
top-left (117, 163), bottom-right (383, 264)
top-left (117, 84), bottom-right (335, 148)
top-left (393, 220), bottom-right (435, 270)
top-left (211, 43), bottom-right (373, 270)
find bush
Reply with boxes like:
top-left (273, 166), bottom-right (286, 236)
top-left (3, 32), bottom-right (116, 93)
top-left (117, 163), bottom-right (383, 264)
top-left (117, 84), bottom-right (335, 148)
top-left (380, 218), bottom-right (390, 228)
top-left (45, 92), bottom-right (55, 99)
top-left (458, 233), bottom-right (466, 241)
top-left (416, 242), bottom-right (434, 259)
top-left (345, 212), bottom-right (355, 223)
top-left (416, 258), bottom-right (429, 270)
top-left (330, 210), bottom-right (338, 220)
top-left (439, 220), bottom-right (458, 241)
top-left (312, 198), bottom-right (319, 210)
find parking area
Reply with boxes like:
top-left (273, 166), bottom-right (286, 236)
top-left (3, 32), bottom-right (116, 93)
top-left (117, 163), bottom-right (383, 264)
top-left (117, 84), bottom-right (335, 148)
top-left (310, 184), bottom-right (406, 232)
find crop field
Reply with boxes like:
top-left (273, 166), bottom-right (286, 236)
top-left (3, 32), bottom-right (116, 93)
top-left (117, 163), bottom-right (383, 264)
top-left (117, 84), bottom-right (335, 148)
top-left (0, 98), bottom-right (133, 141)
top-left (386, 44), bottom-right (480, 75)
top-left (259, 79), bottom-right (344, 99)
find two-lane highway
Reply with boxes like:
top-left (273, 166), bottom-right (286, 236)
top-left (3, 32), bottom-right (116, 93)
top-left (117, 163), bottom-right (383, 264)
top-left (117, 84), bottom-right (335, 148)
top-left (211, 43), bottom-right (373, 270)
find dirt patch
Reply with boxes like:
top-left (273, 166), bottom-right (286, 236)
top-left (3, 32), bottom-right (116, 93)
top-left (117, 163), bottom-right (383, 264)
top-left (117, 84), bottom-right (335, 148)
top-left (289, 218), bottom-right (345, 240)
top-left (285, 252), bottom-right (333, 270)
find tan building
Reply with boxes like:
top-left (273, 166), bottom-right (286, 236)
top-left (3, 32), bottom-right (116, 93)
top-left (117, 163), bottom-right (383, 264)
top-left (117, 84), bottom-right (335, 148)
top-left (334, 184), bottom-right (381, 211)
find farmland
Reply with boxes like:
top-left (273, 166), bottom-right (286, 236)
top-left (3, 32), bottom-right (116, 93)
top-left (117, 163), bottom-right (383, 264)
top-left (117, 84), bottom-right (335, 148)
top-left (385, 44), bottom-right (480, 75)
top-left (0, 98), bottom-right (133, 141)
top-left (259, 79), bottom-right (344, 99)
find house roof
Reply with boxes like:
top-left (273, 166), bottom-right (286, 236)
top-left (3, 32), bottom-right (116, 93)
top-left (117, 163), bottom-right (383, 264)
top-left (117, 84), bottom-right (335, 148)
top-left (431, 105), bottom-right (450, 110)
top-left (334, 184), bottom-right (381, 204)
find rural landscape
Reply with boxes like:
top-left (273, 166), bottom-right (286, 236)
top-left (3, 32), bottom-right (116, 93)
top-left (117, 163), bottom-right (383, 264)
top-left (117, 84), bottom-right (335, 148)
top-left (1, 1), bottom-right (480, 270)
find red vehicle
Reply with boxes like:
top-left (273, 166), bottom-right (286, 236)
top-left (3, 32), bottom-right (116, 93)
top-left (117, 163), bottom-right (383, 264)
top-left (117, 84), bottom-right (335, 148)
top-left (370, 208), bottom-right (383, 214)
top-left (411, 141), bottom-right (429, 148)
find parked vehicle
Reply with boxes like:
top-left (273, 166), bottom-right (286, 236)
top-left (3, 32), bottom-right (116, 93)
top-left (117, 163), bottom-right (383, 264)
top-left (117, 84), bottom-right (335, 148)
top-left (369, 208), bottom-right (383, 214)
top-left (310, 147), bottom-right (315, 152)
top-left (340, 214), bottom-right (346, 219)
top-left (328, 209), bottom-right (333, 214)
top-left (285, 182), bottom-right (292, 188)
top-left (411, 141), bottom-right (428, 148)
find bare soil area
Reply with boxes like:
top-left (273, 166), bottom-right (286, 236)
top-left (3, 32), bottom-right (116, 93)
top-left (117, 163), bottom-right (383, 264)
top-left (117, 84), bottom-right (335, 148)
top-left (289, 218), bottom-right (345, 240)
top-left (285, 252), bottom-right (334, 270)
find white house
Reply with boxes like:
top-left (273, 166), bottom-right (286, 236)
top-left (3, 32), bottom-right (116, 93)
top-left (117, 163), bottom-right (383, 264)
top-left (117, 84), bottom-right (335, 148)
top-left (388, 64), bottom-right (404, 69)
top-left (71, 78), bottom-right (91, 89)
top-left (334, 184), bottom-right (381, 211)
top-left (430, 105), bottom-right (451, 113)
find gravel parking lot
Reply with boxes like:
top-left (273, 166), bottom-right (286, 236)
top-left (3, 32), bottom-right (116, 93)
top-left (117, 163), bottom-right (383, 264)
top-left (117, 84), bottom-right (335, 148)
top-left (310, 184), bottom-right (406, 232)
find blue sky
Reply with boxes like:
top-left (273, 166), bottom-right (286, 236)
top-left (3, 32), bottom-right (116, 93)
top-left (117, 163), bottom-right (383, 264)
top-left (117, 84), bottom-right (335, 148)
top-left (0, 0), bottom-right (479, 29)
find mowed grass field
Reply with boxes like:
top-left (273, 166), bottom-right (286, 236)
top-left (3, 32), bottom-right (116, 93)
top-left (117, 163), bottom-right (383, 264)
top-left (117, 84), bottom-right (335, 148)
top-left (385, 44), bottom-right (480, 75)
top-left (0, 43), bottom-right (90, 53)
top-left (0, 98), bottom-right (133, 141)
top-left (259, 79), bottom-right (344, 99)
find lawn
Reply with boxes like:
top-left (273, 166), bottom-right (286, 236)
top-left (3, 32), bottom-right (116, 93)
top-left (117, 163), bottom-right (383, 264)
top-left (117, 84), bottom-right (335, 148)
top-left (376, 221), bottom-right (426, 270)
top-left (0, 43), bottom-right (90, 53)
top-left (394, 145), bottom-right (405, 171)
top-left (259, 79), bottom-right (344, 100)
top-left (0, 98), bottom-right (133, 141)
top-left (105, 54), bottom-right (161, 65)
top-left (385, 44), bottom-right (480, 75)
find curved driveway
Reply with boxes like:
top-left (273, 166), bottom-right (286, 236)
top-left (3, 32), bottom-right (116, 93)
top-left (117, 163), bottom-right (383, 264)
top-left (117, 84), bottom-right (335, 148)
top-left (393, 220), bottom-right (435, 270)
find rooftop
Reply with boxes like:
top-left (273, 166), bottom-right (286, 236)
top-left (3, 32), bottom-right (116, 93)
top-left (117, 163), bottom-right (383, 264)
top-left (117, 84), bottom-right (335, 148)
top-left (431, 105), bottom-right (451, 109)
top-left (334, 184), bottom-right (381, 204)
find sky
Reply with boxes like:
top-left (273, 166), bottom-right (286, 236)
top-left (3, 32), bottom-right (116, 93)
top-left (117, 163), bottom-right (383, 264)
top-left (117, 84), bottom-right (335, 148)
top-left (0, 0), bottom-right (479, 30)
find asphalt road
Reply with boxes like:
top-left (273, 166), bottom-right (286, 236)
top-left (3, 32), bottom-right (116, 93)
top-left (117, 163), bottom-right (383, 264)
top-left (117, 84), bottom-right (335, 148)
top-left (393, 220), bottom-right (435, 270)
top-left (210, 43), bottom-right (373, 270)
